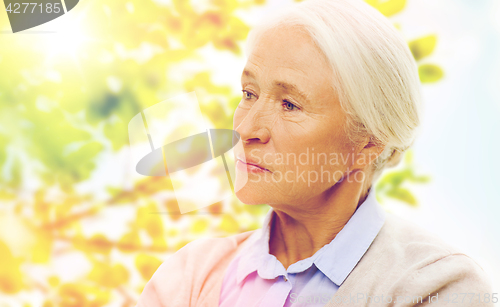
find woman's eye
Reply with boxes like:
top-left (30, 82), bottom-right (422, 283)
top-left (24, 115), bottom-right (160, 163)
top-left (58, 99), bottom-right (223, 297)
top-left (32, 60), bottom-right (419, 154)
top-left (242, 90), bottom-right (254, 100)
top-left (283, 100), bottom-right (298, 111)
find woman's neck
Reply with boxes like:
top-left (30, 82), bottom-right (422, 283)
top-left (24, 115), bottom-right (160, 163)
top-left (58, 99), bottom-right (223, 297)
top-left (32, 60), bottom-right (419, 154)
top-left (268, 177), bottom-right (370, 269)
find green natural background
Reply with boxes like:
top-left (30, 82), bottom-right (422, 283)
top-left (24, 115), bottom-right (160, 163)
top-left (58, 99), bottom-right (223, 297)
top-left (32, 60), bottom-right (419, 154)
top-left (0, 0), bottom-right (440, 305)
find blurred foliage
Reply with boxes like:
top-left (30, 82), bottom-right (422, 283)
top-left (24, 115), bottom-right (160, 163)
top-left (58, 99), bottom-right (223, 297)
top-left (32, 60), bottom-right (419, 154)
top-left (375, 151), bottom-right (431, 206)
top-left (0, 0), bottom-right (439, 305)
top-left (418, 64), bottom-right (444, 83)
top-left (365, 0), bottom-right (407, 17)
top-left (408, 34), bottom-right (444, 83)
top-left (409, 35), bottom-right (437, 61)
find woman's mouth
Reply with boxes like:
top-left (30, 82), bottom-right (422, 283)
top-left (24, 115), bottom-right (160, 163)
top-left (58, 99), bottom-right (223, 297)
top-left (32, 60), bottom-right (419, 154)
top-left (236, 159), bottom-right (271, 173)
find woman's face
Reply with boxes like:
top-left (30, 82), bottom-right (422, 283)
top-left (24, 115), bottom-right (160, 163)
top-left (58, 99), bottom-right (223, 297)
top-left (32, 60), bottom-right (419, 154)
top-left (233, 25), bottom-right (364, 207)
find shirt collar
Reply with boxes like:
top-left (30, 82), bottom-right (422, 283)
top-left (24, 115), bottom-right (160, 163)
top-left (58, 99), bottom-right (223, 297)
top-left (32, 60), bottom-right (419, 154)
top-left (235, 188), bottom-right (386, 286)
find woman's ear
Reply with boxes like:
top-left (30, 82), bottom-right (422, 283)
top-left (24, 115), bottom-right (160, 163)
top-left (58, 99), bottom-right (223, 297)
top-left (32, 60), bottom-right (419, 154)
top-left (385, 149), bottom-right (403, 168)
top-left (351, 137), bottom-right (385, 171)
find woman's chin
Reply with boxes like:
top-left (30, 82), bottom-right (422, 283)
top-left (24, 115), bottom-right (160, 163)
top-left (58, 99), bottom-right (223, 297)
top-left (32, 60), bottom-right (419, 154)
top-left (235, 186), bottom-right (269, 205)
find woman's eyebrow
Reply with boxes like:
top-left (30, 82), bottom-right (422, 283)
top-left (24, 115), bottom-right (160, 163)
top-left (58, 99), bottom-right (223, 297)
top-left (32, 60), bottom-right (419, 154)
top-left (242, 69), bottom-right (255, 79)
top-left (274, 81), bottom-right (309, 103)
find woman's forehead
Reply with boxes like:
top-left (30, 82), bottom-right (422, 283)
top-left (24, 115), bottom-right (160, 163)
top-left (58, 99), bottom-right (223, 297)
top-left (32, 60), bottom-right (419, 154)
top-left (243, 42), bottom-right (332, 96)
top-left (246, 26), bottom-right (331, 76)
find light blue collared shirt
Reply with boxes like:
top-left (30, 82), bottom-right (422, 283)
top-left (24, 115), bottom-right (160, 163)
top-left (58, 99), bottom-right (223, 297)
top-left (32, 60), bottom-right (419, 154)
top-left (219, 189), bottom-right (386, 307)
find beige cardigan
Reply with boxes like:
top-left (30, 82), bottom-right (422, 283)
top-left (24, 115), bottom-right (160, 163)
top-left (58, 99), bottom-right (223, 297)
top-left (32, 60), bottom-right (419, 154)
top-left (135, 213), bottom-right (493, 306)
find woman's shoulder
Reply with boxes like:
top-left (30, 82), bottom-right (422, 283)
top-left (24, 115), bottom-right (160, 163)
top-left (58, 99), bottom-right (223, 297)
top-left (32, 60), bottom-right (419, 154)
top-left (135, 230), bottom-right (256, 307)
top-left (174, 230), bottom-right (256, 259)
top-left (373, 212), bottom-right (489, 274)
top-left (335, 212), bottom-right (493, 306)
top-left (380, 212), bottom-right (462, 255)
top-left (154, 229), bottom-right (256, 279)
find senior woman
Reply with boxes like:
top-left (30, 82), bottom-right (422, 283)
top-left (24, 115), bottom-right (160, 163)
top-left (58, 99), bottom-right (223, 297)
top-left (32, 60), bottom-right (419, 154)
top-left (136, 0), bottom-right (492, 306)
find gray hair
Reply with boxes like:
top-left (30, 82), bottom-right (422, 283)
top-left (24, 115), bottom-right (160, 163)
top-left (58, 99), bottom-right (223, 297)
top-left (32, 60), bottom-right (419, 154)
top-left (244, 0), bottom-right (422, 180)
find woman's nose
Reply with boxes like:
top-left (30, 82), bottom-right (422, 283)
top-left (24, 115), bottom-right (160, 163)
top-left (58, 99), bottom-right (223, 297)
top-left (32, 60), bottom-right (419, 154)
top-left (234, 101), bottom-right (272, 145)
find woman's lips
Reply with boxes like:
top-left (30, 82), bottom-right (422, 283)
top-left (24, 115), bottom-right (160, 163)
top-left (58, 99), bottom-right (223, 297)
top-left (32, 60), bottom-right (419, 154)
top-left (236, 159), bottom-right (271, 173)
